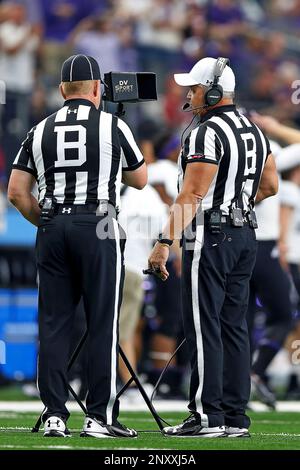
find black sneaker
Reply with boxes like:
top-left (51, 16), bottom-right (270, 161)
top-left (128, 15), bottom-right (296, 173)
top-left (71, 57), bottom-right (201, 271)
top-left (80, 416), bottom-right (137, 438)
top-left (251, 373), bottom-right (276, 409)
top-left (162, 413), bottom-right (226, 438)
top-left (43, 416), bottom-right (71, 437)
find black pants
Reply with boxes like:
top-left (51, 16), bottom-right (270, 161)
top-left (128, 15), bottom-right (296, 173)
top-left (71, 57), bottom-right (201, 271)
top-left (290, 263), bottom-right (300, 313)
top-left (153, 260), bottom-right (183, 338)
top-left (182, 223), bottom-right (257, 429)
top-left (247, 240), bottom-right (292, 355)
top-left (36, 214), bottom-right (124, 424)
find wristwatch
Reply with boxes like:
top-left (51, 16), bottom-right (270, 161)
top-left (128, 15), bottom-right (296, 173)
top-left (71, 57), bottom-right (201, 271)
top-left (157, 234), bottom-right (173, 246)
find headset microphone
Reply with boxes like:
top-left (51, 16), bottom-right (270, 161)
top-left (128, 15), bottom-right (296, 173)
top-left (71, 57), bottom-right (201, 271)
top-left (182, 102), bottom-right (191, 111)
top-left (182, 102), bottom-right (208, 112)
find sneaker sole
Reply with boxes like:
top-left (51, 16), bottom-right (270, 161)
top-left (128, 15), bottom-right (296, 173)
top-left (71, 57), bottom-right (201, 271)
top-left (80, 431), bottom-right (113, 439)
top-left (163, 432), bottom-right (227, 438)
top-left (44, 431), bottom-right (71, 438)
top-left (80, 431), bottom-right (137, 439)
top-left (226, 433), bottom-right (251, 438)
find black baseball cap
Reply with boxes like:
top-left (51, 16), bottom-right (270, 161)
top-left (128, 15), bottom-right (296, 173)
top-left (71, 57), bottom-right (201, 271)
top-left (61, 54), bottom-right (101, 82)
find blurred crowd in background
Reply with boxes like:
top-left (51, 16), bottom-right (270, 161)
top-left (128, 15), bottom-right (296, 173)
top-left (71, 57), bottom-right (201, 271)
top-left (1, 0), bottom-right (300, 407)
top-left (2, 0), bottom-right (300, 173)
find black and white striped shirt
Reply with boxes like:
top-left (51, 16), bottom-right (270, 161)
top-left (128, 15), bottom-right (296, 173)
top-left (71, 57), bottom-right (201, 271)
top-left (178, 104), bottom-right (271, 214)
top-left (13, 98), bottom-right (144, 208)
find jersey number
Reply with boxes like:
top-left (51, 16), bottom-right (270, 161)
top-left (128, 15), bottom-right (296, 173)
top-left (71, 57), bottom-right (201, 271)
top-left (54, 125), bottom-right (87, 167)
top-left (241, 133), bottom-right (257, 177)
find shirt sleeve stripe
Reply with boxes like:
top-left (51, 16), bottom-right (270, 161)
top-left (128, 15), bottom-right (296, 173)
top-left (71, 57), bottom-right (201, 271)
top-left (189, 124), bottom-right (224, 164)
top-left (122, 158), bottom-right (145, 171)
top-left (186, 157), bottom-right (218, 165)
top-left (117, 118), bottom-right (144, 169)
top-left (12, 164), bottom-right (37, 177)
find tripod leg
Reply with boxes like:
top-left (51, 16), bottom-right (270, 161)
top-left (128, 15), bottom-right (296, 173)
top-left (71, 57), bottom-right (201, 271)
top-left (119, 346), bottom-right (165, 431)
top-left (116, 377), bottom-right (134, 400)
top-left (68, 383), bottom-right (87, 414)
top-left (31, 407), bottom-right (45, 433)
top-left (31, 331), bottom-right (89, 432)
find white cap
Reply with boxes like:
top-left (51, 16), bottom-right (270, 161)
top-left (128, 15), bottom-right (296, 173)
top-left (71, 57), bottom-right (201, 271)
top-left (276, 143), bottom-right (300, 172)
top-left (174, 57), bottom-right (235, 92)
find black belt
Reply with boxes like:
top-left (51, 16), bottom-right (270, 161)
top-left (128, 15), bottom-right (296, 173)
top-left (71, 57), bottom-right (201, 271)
top-left (56, 201), bottom-right (111, 216)
top-left (204, 212), bottom-right (251, 227)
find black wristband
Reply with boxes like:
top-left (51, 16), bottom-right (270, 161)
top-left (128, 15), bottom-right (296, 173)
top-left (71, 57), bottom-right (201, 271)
top-left (157, 234), bottom-right (173, 246)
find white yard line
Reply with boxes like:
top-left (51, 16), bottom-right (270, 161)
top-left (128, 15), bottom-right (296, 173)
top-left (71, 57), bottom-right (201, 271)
top-left (0, 445), bottom-right (103, 450)
top-left (253, 420), bottom-right (300, 425)
top-left (0, 444), bottom-right (166, 450)
top-left (0, 427), bottom-right (31, 430)
top-left (1, 400), bottom-right (300, 412)
top-left (0, 413), bottom-right (19, 418)
top-left (252, 433), bottom-right (300, 437)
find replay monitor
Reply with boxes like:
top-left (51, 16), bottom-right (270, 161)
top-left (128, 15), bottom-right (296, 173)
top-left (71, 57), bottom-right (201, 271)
top-left (103, 72), bottom-right (157, 103)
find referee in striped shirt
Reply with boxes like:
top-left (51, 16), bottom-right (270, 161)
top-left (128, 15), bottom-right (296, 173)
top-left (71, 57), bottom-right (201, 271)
top-left (8, 55), bottom-right (147, 438)
top-left (149, 57), bottom-right (278, 438)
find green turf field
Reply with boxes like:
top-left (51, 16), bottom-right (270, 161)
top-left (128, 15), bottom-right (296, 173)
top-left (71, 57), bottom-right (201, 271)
top-left (0, 411), bottom-right (300, 450)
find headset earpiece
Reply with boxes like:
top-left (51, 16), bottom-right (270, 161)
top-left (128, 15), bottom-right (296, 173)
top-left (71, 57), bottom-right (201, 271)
top-left (204, 57), bottom-right (229, 107)
top-left (204, 83), bottom-right (223, 107)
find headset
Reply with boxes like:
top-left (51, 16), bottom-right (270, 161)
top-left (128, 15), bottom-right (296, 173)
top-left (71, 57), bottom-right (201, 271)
top-left (181, 57), bottom-right (230, 145)
top-left (204, 56), bottom-right (230, 106)
top-left (182, 57), bottom-right (230, 112)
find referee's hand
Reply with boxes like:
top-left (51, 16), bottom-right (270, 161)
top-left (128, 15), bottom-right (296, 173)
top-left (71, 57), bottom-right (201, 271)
top-left (148, 242), bottom-right (170, 281)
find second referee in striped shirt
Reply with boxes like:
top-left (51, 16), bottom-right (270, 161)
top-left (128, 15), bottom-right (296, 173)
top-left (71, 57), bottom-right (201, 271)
top-left (149, 57), bottom-right (278, 438)
top-left (8, 54), bottom-right (147, 438)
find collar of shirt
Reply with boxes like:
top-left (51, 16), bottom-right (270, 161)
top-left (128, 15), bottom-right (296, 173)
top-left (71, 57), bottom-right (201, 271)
top-left (64, 98), bottom-right (96, 108)
top-left (200, 104), bottom-right (236, 123)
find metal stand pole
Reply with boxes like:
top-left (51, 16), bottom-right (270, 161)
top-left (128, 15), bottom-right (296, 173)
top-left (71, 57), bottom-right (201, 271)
top-left (32, 333), bottom-right (167, 432)
top-left (119, 346), bottom-right (166, 430)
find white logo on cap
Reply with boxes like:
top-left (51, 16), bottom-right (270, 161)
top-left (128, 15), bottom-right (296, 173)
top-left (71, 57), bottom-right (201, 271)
top-left (218, 58), bottom-right (227, 67)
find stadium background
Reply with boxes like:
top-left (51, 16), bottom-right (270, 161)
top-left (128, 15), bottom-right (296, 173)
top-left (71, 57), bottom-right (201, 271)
top-left (1, 0), bottom-right (300, 444)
